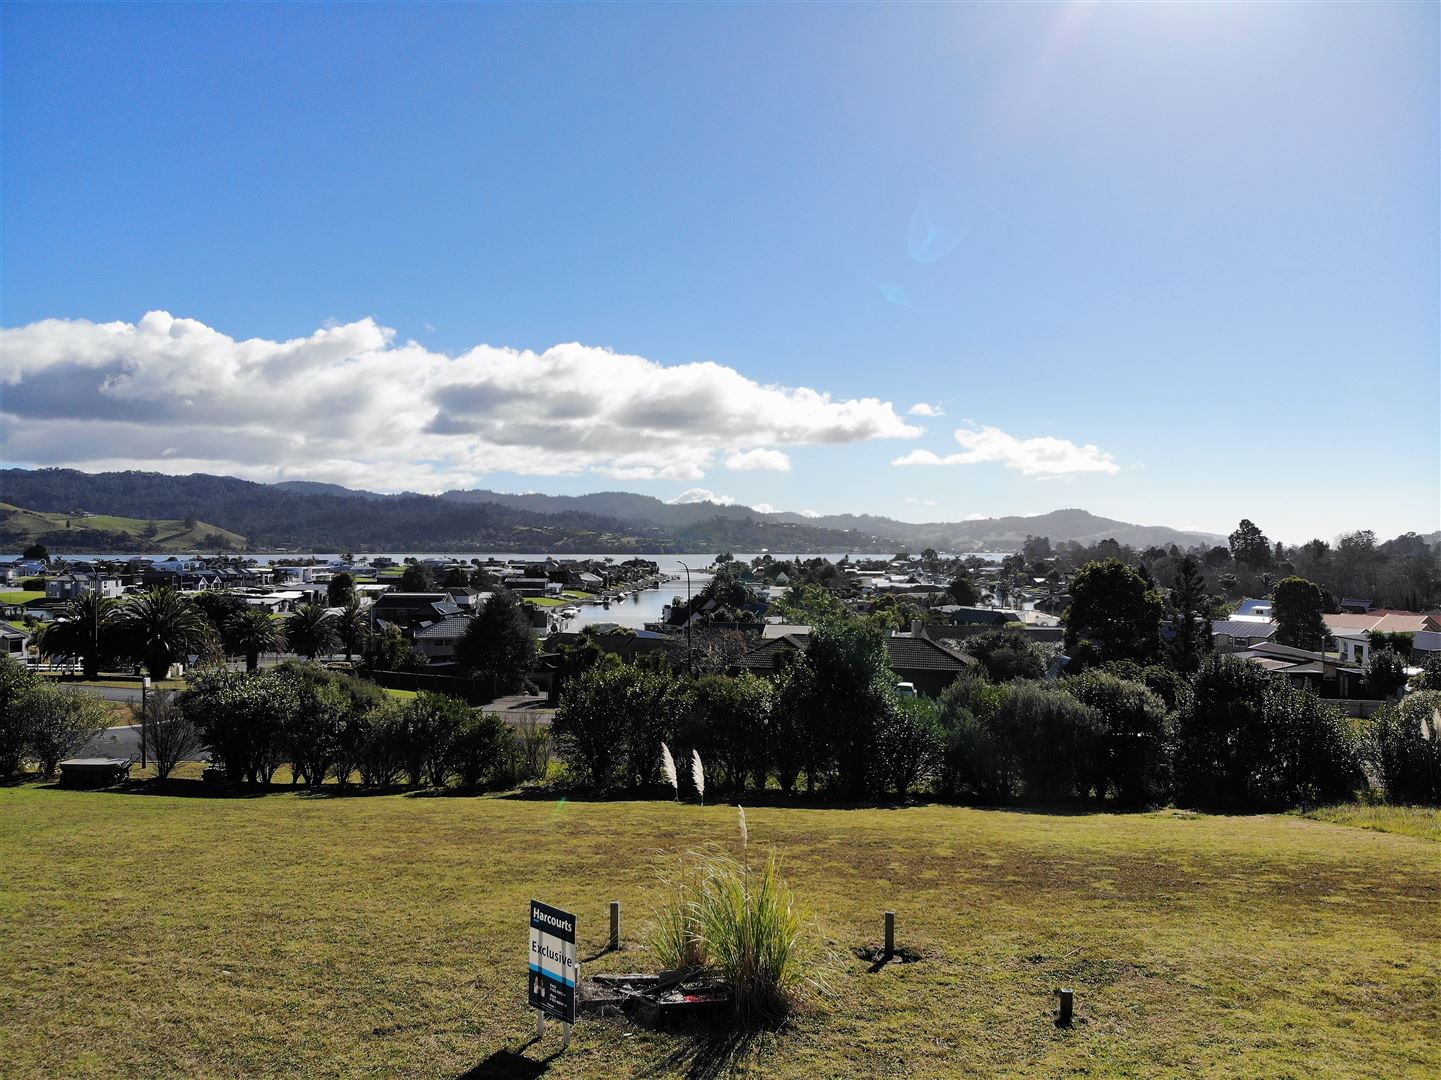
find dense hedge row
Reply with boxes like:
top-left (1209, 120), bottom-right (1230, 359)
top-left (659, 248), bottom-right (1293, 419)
top-left (550, 628), bottom-right (1402, 811)
top-left (177, 663), bottom-right (549, 789)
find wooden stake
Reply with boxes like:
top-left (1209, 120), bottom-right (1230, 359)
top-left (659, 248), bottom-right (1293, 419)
top-left (884, 911), bottom-right (895, 958)
top-left (1058, 988), bottom-right (1074, 1026)
top-left (610, 900), bottom-right (620, 951)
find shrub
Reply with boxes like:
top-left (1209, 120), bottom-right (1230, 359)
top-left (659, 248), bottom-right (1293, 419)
top-left (0, 655), bottom-right (37, 776)
top-left (963, 628), bottom-right (1045, 682)
top-left (450, 712), bottom-right (511, 788)
top-left (687, 673), bottom-right (772, 793)
top-left (1364, 649), bottom-right (1409, 699)
top-left (1363, 692), bottom-right (1441, 805)
top-left (20, 681), bottom-right (111, 778)
top-left (935, 673), bottom-right (1011, 802)
top-left (350, 700), bottom-right (408, 787)
top-left (1411, 653), bottom-right (1441, 692)
top-left (140, 690), bottom-right (203, 780)
top-left (1065, 670), bottom-right (1169, 807)
top-left (552, 662), bottom-right (683, 791)
top-left (874, 695), bottom-right (943, 798)
top-left (994, 682), bottom-right (1103, 803)
top-left (1175, 654), bottom-right (1361, 812)
top-left (401, 691), bottom-right (473, 787)
top-left (179, 667), bottom-right (288, 784)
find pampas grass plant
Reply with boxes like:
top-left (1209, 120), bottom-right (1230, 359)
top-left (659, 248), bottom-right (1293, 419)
top-left (692, 749), bottom-right (705, 806)
top-left (648, 808), bottom-right (819, 1025)
top-left (660, 741), bottom-right (679, 799)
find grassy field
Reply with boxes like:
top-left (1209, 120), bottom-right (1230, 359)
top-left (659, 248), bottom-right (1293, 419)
top-left (0, 590), bottom-right (45, 605)
top-left (1, 787), bottom-right (1437, 1080)
top-left (1301, 803), bottom-right (1441, 844)
top-left (0, 502), bottom-right (247, 552)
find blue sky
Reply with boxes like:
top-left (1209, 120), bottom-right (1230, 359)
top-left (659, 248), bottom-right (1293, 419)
top-left (2, 1), bottom-right (1436, 542)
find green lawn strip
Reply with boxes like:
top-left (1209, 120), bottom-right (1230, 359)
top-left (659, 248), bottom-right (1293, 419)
top-left (1299, 803), bottom-right (1441, 843)
top-left (525, 596), bottom-right (566, 608)
top-left (0, 793), bottom-right (1436, 1079)
top-left (560, 591), bottom-right (597, 600)
top-left (0, 591), bottom-right (45, 605)
top-left (382, 688), bottom-right (418, 701)
top-left (35, 675), bottom-right (187, 691)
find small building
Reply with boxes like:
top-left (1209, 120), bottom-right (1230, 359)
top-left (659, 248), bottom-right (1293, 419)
top-left (1212, 618), bottom-right (1277, 651)
top-left (45, 574), bottom-right (124, 601)
top-left (413, 615), bottom-right (475, 662)
top-left (0, 623), bottom-right (30, 659)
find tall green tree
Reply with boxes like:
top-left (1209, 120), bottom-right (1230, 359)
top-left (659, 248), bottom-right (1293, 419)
top-left (327, 572), bottom-right (356, 606)
top-left (458, 591), bottom-right (537, 693)
top-left (1228, 519), bottom-right (1272, 569)
top-left (335, 596), bottom-right (369, 662)
top-left (1063, 559), bottom-right (1163, 665)
top-left (225, 608), bottom-right (287, 672)
top-left (1167, 555), bottom-right (1211, 674)
top-left (36, 593), bottom-right (120, 678)
top-left (286, 603), bottom-right (339, 660)
top-left (118, 588), bottom-right (213, 679)
top-left (947, 574), bottom-right (980, 606)
top-left (1272, 576), bottom-right (1330, 651)
top-left (400, 562), bottom-right (434, 592)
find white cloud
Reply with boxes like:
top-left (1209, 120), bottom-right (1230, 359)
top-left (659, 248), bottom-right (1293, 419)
top-left (904, 497), bottom-right (938, 506)
top-left (892, 425), bottom-right (1120, 477)
top-left (962, 512), bottom-right (989, 521)
top-left (907, 402), bottom-right (944, 417)
top-left (668, 488), bottom-right (735, 506)
top-left (724, 448), bottom-right (791, 472)
top-left (750, 502), bottom-right (776, 514)
top-left (0, 311), bottom-right (923, 490)
top-left (799, 509), bottom-right (822, 518)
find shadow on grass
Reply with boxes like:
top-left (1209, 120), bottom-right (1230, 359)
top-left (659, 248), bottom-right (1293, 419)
top-left (454, 1036), bottom-right (557, 1079)
top-left (638, 1028), bottom-right (764, 1080)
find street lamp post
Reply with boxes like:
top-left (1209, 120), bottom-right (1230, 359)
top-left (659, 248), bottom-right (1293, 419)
top-left (140, 675), bottom-right (151, 769)
top-left (677, 561), bottom-right (694, 676)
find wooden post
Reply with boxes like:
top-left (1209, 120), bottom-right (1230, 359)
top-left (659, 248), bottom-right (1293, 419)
top-left (1058, 988), bottom-right (1074, 1026)
top-left (609, 901), bottom-right (621, 952)
top-left (561, 1022), bottom-right (572, 1049)
top-left (884, 911), bottom-right (895, 958)
top-left (536, 1010), bottom-right (545, 1039)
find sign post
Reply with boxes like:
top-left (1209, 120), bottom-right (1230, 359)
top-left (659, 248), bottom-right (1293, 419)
top-left (528, 900), bottom-right (577, 1048)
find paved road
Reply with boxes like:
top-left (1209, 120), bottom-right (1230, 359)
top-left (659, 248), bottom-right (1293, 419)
top-left (78, 685), bottom-right (144, 704)
top-left (77, 724), bottom-right (211, 762)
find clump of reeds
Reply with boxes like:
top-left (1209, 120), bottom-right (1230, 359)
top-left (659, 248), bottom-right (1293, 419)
top-left (648, 807), bottom-right (815, 1025)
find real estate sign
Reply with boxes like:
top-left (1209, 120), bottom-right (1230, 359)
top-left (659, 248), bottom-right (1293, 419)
top-left (528, 900), bottom-right (578, 1023)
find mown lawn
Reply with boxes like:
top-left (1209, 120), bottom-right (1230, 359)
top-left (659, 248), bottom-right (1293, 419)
top-left (1, 787), bottom-right (1437, 1079)
top-left (0, 590), bottom-right (45, 604)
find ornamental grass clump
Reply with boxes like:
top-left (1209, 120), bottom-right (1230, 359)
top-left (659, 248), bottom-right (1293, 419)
top-left (694, 851), bottom-right (805, 1024)
top-left (649, 809), bottom-right (816, 1025)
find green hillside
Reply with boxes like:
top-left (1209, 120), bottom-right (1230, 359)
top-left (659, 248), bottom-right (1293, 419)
top-left (0, 502), bottom-right (247, 553)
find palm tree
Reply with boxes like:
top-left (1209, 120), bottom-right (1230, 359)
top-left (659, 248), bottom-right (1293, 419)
top-left (335, 596), bottom-right (369, 662)
top-left (225, 608), bottom-right (287, 672)
top-left (118, 587), bottom-right (214, 679)
top-left (36, 593), bottom-right (119, 678)
top-left (286, 602), bottom-right (339, 660)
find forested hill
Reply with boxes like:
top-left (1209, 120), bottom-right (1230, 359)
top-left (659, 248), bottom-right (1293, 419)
top-left (441, 489), bottom-right (1226, 550)
top-left (0, 469), bottom-right (898, 553)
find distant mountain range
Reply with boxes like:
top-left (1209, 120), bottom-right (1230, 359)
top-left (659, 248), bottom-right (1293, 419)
top-left (1, 467), bottom-right (1229, 553)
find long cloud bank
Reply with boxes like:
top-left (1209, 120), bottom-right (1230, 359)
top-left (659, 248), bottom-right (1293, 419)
top-left (893, 425), bottom-right (1121, 477)
top-left (0, 311), bottom-right (922, 491)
